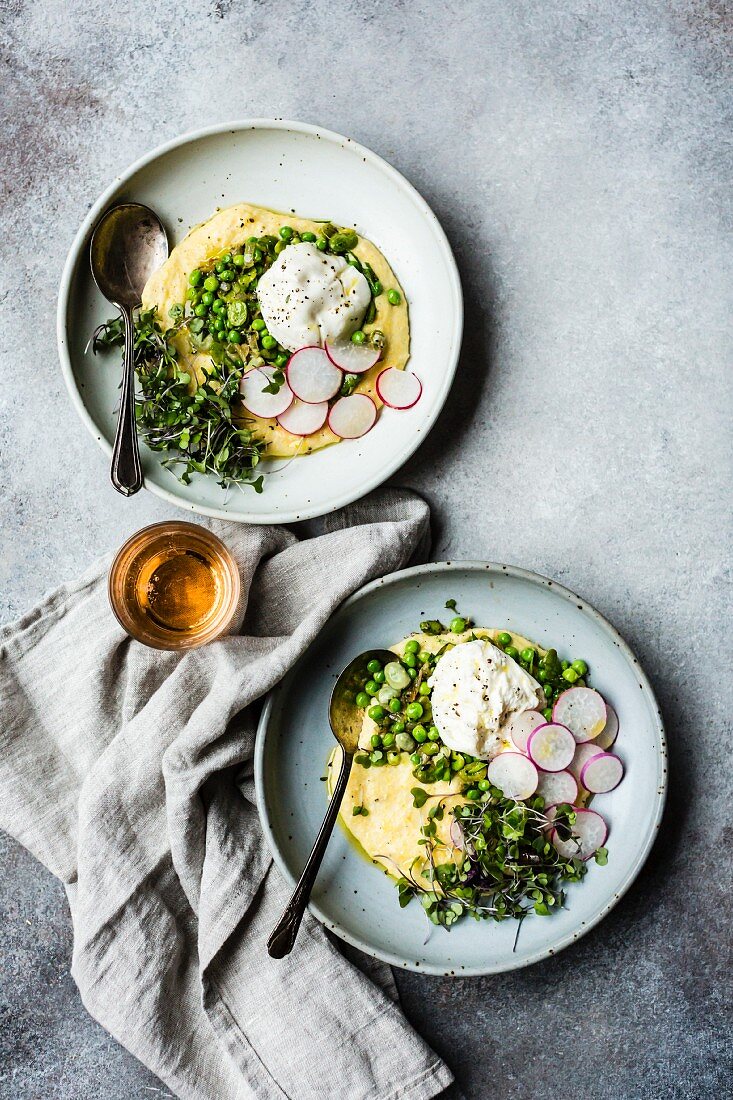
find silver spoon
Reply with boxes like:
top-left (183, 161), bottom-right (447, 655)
top-left (268, 647), bottom-right (395, 958)
top-left (90, 203), bottom-right (168, 496)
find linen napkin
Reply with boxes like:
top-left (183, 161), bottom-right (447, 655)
top-left (0, 487), bottom-right (454, 1100)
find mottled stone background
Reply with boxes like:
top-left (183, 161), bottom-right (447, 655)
top-left (1, 1), bottom-right (731, 1097)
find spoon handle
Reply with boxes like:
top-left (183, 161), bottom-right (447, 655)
top-left (267, 750), bottom-right (353, 958)
top-left (110, 305), bottom-right (143, 496)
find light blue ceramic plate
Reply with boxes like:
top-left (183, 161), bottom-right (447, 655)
top-left (255, 562), bottom-right (667, 976)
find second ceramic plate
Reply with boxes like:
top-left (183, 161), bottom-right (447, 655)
top-left (256, 562), bottom-right (667, 976)
top-left (58, 120), bottom-right (462, 523)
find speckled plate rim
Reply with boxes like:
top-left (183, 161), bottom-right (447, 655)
top-left (56, 118), bottom-right (463, 524)
top-left (255, 560), bottom-right (668, 977)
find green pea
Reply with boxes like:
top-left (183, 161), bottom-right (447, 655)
top-left (423, 742), bottom-right (438, 756)
top-left (427, 726), bottom-right (440, 741)
top-left (466, 788), bottom-right (480, 800)
top-left (404, 639), bottom-right (420, 654)
top-left (505, 645), bottom-right (519, 659)
top-left (451, 754), bottom-right (465, 771)
top-left (275, 353), bottom-right (289, 367)
top-left (538, 669), bottom-right (549, 682)
top-left (403, 653), bottom-right (417, 669)
top-left (189, 269), bottom-right (203, 287)
top-left (572, 659), bottom-right (588, 676)
top-left (387, 752), bottom-right (401, 766)
top-left (544, 683), bottom-right (554, 697)
top-left (391, 720), bottom-right (405, 734)
top-left (215, 261), bottom-right (225, 274)
top-left (301, 231), bottom-right (316, 242)
top-left (201, 291), bottom-right (215, 307)
top-left (194, 303), bottom-right (207, 317)
top-left (382, 732), bottom-right (395, 747)
top-left (203, 276), bottom-right (219, 292)
top-left (233, 253), bottom-right (245, 267)
top-left (279, 226), bottom-right (294, 240)
top-left (408, 668), bottom-right (417, 680)
top-left (418, 682), bottom-right (431, 696)
top-left (364, 680), bottom-right (379, 696)
top-left (497, 632), bottom-right (512, 646)
top-left (261, 334), bottom-right (277, 350)
top-left (388, 697), bottom-right (402, 713)
top-left (478, 779), bottom-right (490, 791)
top-left (212, 299), bottom-right (226, 314)
top-left (387, 288), bottom-right (401, 305)
top-left (372, 280), bottom-right (383, 296)
top-left (368, 705), bottom-right (385, 722)
top-left (366, 658), bottom-right (382, 675)
top-left (221, 252), bottom-right (232, 264)
top-left (561, 660), bottom-right (570, 670)
top-left (246, 235), bottom-right (259, 244)
top-left (449, 616), bottom-right (466, 633)
top-left (406, 701), bottom-right (423, 720)
top-left (410, 752), bottom-right (421, 765)
top-left (316, 237), bottom-right (328, 251)
top-left (370, 732), bottom-right (382, 748)
top-left (521, 647), bottom-right (536, 663)
top-left (251, 318), bottom-right (266, 331)
top-left (355, 691), bottom-right (370, 708)
top-left (351, 330), bottom-right (366, 345)
top-left (227, 330), bottom-right (242, 344)
top-left (413, 724), bottom-right (427, 743)
top-left (274, 241), bottom-right (286, 254)
top-left (563, 667), bottom-right (579, 683)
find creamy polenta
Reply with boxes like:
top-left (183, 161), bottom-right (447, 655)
top-left (328, 627), bottom-right (543, 886)
top-left (141, 203), bottom-right (410, 458)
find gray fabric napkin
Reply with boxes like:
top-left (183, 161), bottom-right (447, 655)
top-left (0, 488), bottom-right (454, 1100)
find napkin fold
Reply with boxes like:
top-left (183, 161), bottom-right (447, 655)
top-left (0, 488), bottom-right (453, 1100)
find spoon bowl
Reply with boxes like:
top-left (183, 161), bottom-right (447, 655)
top-left (267, 647), bottom-right (394, 958)
top-left (90, 203), bottom-right (168, 496)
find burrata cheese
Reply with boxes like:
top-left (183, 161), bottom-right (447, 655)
top-left (429, 638), bottom-right (544, 759)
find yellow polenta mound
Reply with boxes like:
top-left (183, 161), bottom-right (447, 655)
top-left (327, 627), bottom-right (544, 887)
top-left (141, 203), bottom-right (410, 458)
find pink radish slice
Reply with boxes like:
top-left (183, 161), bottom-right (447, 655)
top-left (239, 366), bottom-right (294, 418)
top-left (277, 399), bottom-right (328, 436)
top-left (527, 723), bottom-right (576, 772)
top-left (328, 394), bottom-right (377, 438)
top-left (553, 687), bottom-right (607, 743)
top-left (325, 339), bottom-right (381, 374)
top-left (509, 709), bottom-right (546, 754)
top-left (450, 820), bottom-right (464, 850)
top-left (376, 367), bottom-right (422, 409)
top-left (286, 347), bottom-right (342, 403)
top-left (536, 770), bottom-right (578, 806)
top-left (551, 808), bottom-right (608, 861)
top-left (569, 742), bottom-right (603, 783)
top-left (487, 753), bottom-right (538, 800)
top-left (596, 703), bottom-right (619, 750)
top-left (580, 752), bottom-right (624, 794)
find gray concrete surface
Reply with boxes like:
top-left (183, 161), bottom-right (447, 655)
top-left (1, 1), bottom-right (731, 1097)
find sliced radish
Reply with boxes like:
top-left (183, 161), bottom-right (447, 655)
top-left (596, 703), bottom-right (619, 750)
top-left (553, 687), bottom-right (607, 743)
top-left (450, 820), bottom-right (464, 850)
top-left (325, 339), bottom-right (381, 374)
top-left (580, 752), bottom-right (624, 794)
top-left (239, 366), bottom-right (294, 419)
top-left (536, 770), bottom-right (578, 806)
top-left (551, 808), bottom-right (608, 861)
top-left (508, 709), bottom-right (545, 754)
top-left (286, 347), bottom-right (342, 403)
top-left (376, 367), bottom-right (422, 410)
top-left (487, 752), bottom-right (538, 800)
top-left (277, 399), bottom-right (328, 436)
top-left (527, 723), bottom-right (576, 772)
top-left (328, 394), bottom-right (377, 439)
top-left (569, 742), bottom-right (603, 783)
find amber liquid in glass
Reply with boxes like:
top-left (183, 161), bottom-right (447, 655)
top-left (128, 546), bottom-right (223, 635)
top-left (109, 523), bottom-right (240, 650)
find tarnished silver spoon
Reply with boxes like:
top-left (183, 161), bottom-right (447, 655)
top-left (267, 647), bottom-right (395, 958)
top-left (90, 203), bottom-right (168, 496)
